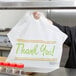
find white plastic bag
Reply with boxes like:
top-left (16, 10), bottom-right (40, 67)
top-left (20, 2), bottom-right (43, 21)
top-left (7, 12), bottom-right (67, 73)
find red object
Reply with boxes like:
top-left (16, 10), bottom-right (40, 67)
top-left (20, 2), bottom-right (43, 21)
top-left (10, 63), bottom-right (17, 68)
top-left (3, 62), bottom-right (10, 66)
top-left (16, 64), bottom-right (24, 68)
top-left (0, 62), bottom-right (24, 69)
top-left (0, 62), bottom-right (4, 66)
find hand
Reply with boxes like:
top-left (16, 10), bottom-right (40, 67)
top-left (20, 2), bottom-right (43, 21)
top-left (33, 11), bottom-right (53, 25)
top-left (33, 12), bottom-right (40, 20)
top-left (47, 19), bottom-right (53, 25)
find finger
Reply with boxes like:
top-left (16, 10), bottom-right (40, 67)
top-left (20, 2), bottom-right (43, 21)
top-left (47, 19), bottom-right (53, 25)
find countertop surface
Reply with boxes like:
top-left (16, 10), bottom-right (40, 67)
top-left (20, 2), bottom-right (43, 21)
top-left (33, 68), bottom-right (76, 76)
top-left (0, 57), bottom-right (76, 76)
